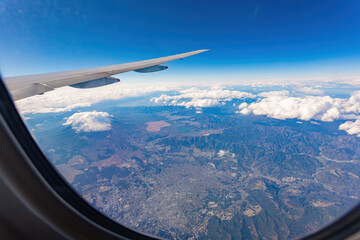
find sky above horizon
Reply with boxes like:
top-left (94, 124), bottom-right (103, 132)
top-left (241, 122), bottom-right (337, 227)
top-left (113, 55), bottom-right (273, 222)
top-left (0, 0), bottom-right (360, 81)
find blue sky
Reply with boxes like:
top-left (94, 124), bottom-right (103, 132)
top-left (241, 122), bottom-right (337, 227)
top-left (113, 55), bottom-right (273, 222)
top-left (0, 0), bottom-right (360, 80)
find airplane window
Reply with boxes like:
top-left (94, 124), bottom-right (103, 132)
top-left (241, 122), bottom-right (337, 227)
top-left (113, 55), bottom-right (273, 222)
top-left (1, 1), bottom-right (360, 239)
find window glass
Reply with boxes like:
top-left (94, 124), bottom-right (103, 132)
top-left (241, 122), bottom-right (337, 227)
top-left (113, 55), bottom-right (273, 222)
top-left (1, 1), bottom-right (360, 239)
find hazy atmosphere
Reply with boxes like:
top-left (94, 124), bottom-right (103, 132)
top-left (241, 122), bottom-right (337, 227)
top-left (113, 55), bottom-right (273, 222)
top-left (1, 1), bottom-right (360, 239)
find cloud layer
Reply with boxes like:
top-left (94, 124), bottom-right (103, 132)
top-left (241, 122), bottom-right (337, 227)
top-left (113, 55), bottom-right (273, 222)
top-left (63, 111), bottom-right (112, 132)
top-left (13, 79), bottom-right (360, 137)
top-left (15, 82), bottom-right (187, 114)
top-left (151, 88), bottom-right (255, 108)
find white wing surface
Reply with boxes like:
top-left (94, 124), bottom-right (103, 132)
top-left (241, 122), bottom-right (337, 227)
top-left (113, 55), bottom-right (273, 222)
top-left (4, 49), bottom-right (208, 100)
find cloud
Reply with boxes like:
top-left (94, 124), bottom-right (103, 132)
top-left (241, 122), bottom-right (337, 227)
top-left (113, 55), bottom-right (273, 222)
top-left (238, 102), bottom-right (248, 109)
top-left (217, 150), bottom-right (235, 158)
top-left (217, 150), bottom-right (228, 157)
top-left (239, 90), bottom-right (360, 122)
top-left (195, 107), bottom-right (203, 114)
top-left (296, 86), bottom-right (324, 95)
top-left (339, 120), bottom-right (360, 137)
top-left (257, 90), bottom-right (290, 98)
top-left (63, 111), bottom-right (112, 132)
top-left (151, 88), bottom-right (256, 108)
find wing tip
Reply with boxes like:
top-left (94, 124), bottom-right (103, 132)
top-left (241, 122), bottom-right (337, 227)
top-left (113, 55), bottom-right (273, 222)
top-left (186, 49), bottom-right (210, 56)
top-left (198, 49), bottom-right (211, 52)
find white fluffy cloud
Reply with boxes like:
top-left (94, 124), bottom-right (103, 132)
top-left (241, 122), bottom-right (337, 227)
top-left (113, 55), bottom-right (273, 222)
top-left (296, 86), bottom-right (324, 95)
top-left (339, 120), bottom-right (360, 137)
top-left (217, 150), bottom-right (229, 157)
top-left (239, 90), bottom-right (360, 122)
top-left (63, 111), bottom-right (112, 132)
top-left (217, 150), bottom-right (235, 158)
top-left (151, 88), bottom-right (256, 108)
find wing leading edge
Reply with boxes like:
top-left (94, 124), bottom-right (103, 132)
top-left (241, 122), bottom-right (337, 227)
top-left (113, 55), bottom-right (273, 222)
top-left (4, 49), bottom-right (209, 100)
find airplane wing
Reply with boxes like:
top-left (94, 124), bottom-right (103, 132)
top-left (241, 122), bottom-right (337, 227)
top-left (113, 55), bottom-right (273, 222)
top-left (3, 49), bottom-right (209, 101)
